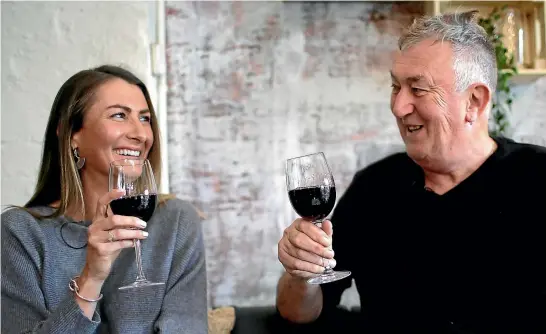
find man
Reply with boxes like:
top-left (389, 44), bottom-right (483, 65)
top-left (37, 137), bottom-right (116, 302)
top-left (277, 10), bottom-right (546, 333)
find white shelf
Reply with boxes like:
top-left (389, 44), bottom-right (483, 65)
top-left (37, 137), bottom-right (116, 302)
top-left (503, 68), bottom-right (546, 83)
top-left (426, 1), bottom-right (546, 83)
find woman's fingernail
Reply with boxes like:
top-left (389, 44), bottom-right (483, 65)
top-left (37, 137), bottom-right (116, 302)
top-left (142, 231), bottom-right (149, 237)
top-left (137, 219), bottom-right (147, 228)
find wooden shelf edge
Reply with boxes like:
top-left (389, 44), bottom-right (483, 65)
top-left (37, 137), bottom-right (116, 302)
top-left (502, 68), bottom-right (546, 84)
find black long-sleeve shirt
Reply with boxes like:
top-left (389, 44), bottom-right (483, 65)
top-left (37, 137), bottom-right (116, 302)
top-left (321, 136), bottom-right (546, 333)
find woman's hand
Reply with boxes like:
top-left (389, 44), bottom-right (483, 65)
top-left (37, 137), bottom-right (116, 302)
top-left (81, 189), bottom-right (148, 283)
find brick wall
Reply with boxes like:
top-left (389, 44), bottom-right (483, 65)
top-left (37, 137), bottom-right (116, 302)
top-left (164, 1), bottom-right (546, 308)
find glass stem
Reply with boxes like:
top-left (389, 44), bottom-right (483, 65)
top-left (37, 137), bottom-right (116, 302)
top-left (313, 219), bottom-right (333, 275)
top-left (134, 239), bottom-right (147, 281)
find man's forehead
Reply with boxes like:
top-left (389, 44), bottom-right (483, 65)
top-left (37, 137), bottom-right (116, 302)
top-left (390, 41), bottom-right (453, 81)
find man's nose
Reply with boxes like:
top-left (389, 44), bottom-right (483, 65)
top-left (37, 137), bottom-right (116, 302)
top-left (391, 89), bottom-right (414, 119)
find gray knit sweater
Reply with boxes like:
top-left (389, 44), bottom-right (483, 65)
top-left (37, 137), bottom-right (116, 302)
top-left (1, 198), bottom-right (208, 333)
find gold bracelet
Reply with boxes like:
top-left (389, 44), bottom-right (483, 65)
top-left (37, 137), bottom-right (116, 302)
top-left (69, 276), bottom-right (103, 302)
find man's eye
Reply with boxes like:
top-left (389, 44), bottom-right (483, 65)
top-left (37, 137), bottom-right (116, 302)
top-left (391, 84), bottom-right (401, 93)
top-left (411, 87), bottom-right (426, 94)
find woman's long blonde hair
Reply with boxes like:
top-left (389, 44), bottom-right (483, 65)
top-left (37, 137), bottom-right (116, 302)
top-left (24, 65), bottom-right (172, 219)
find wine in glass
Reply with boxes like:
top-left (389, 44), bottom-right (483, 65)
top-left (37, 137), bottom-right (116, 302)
top-left (286, 152), bottom-right (351, 284)
top-left (109, 158), bottom-right (164, 290)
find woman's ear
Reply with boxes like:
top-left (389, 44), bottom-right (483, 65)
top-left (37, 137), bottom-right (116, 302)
top-left (71, 131), bottom-right (81, 150)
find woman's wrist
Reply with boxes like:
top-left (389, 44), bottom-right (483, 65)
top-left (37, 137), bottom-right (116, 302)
top-left (76, 268), bottom-right (105, 301)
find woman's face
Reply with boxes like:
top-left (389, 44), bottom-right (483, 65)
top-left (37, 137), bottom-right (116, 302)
top-left (71, 78), bottom-right (154, 180)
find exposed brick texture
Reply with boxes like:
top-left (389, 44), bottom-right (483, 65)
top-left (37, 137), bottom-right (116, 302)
top-left (165, 1), bottom-right (546, 308)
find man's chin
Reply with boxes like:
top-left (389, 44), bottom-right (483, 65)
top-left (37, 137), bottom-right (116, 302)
top-left (405, 145), bottom-right (428, 161)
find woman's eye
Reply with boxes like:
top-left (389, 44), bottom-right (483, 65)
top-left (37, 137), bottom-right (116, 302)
top-left (111, 112), bottom-right (126, 119)
top-left (140, 115), bottom-right (151, 123)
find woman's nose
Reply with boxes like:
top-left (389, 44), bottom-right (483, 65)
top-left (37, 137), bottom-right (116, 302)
top-left (127, 118), bottom-right (147, 142)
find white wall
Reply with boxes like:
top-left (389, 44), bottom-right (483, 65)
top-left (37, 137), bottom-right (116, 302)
top-left (1, 1), bottom-right (156, 207)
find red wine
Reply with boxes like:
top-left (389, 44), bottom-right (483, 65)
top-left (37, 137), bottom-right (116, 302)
top-left (110, 194), bottom-right (157, 222)
top-left (288, 186), bottom-right (336, 221)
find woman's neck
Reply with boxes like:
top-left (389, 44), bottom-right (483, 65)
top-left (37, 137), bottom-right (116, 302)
top-left (61, 170), bottom-right (108, 222)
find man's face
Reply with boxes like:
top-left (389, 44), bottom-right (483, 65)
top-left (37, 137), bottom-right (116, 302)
top-left (390, 39), bottom-right (469, 169)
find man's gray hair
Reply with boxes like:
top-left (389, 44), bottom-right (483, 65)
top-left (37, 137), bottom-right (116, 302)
top-left (399, 10), bottom-right (497, 94)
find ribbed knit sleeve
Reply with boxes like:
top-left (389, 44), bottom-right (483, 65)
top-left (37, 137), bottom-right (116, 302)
top-left (1, 208), bottom-right (100, 333)
top-left (153, 199), bottom-right (208, 333)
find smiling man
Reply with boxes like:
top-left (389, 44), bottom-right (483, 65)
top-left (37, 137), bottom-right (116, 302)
top-left (276, 10), bottom-right (546, 333)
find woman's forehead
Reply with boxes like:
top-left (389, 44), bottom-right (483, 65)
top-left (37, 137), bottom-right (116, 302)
top-left (91, 79), bottom-right (147, 108)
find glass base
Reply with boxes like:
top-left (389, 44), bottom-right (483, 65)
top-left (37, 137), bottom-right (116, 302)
top-left (118, 279), bottom-right (165, 290)
top-left (307, 270), bottom-right (351, 285)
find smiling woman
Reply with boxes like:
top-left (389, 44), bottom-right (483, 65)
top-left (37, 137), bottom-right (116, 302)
top-left (1, 65), bottom-right (208, 333)
top-left (26, 66), bottom-right (165, 220)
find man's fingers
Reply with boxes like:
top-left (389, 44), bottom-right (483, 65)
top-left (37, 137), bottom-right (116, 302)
top-left (286, 228), bottom-right (334, 259)
top-left (281, 252), bottom-right (326, 276)
top-left (295, 219), bottom-right (332, 247)
top-left (284, 242), bottom-right (329, 267)
top-left (322, 220), bottom-right (333, 238)
top-left (286, 270), bottom-right (316, 279)
top-left (286, 258), bottom-right (337, 279)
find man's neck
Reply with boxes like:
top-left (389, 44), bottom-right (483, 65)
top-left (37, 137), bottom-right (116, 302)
top-left (423, 136), bottom-right (497, 195)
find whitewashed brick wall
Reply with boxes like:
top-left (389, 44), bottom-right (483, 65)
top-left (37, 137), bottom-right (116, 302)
top-left (165, 1), bottom-right (546, 308)
top-left (1, 1), bottom-right (153, 207)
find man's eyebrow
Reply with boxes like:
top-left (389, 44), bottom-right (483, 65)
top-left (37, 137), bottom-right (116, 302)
top-left (407, 74), bottom-right (425, 83)
top-left (390, 71), bottom-right (425, 83)
top-left (106, 104), bottom-right (150, 114)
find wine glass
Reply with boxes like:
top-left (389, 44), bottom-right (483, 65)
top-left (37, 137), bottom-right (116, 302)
top-left (285, 152), bottom-right (351, 285)
top-left (109, 158), bottom-right (164, 290)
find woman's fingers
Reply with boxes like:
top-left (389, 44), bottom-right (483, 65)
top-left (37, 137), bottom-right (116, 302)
top-left (101, 228), bottom-right (148, 243)
top-left (104, 239), bottom-right (137, 252)
top-left (94, 189), bottom-right (125, 220)
top-left (96, 215), bottom-right (147, 231)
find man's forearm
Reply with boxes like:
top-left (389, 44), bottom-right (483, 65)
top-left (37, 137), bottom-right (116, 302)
top-left (276, 272), bottom-right (323, 323)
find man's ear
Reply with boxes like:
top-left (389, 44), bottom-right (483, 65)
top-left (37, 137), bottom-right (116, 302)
top-left (466, 83), bottom-right (491, 123)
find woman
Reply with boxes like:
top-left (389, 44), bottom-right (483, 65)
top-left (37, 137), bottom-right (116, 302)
top-left (1, 65), bottom-right (208, 333)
